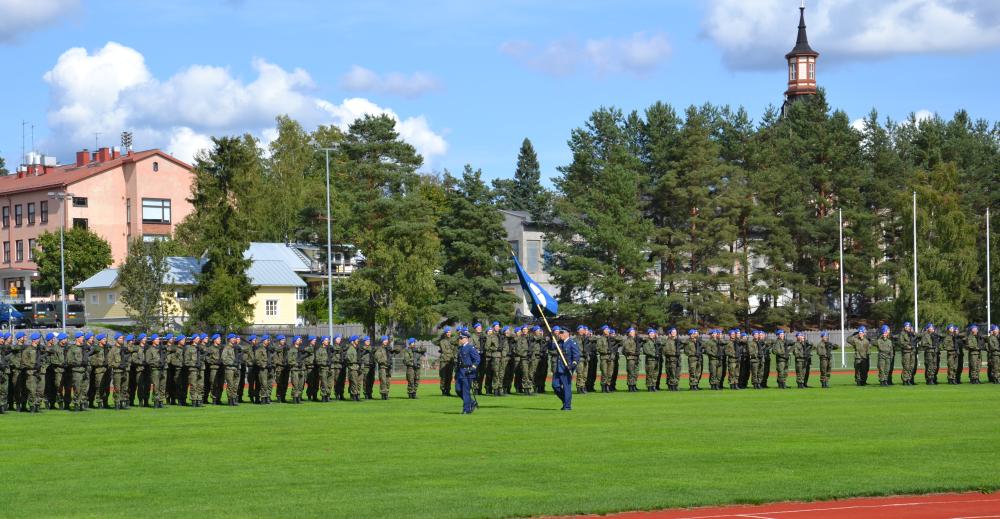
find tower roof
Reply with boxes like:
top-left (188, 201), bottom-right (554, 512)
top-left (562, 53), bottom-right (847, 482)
top-left (785, 4), bottom-right (818, 58)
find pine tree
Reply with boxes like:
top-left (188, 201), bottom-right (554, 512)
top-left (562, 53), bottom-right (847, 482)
top-left (118, 238), bottom-right (178, 331)
top-left (492, 138), bottom-right (551, 221)
top-left (435, 165), bottom-right (516, 322)
top-left (186, 136), bottom-right (257, 331)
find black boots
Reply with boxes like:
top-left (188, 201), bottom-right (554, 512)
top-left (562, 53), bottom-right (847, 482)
top-left (381, 394), bottom-right (388, 400)
top-left (351, 394), bottom-right (360, 401)
top-left (322, 395), bottom-right (330, 402)
top-left (821, 381), bottom-right (829, 388)
top-left (730, 384), bottom-right (737, 390)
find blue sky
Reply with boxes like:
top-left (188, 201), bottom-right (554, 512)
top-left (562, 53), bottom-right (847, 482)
top-left (2, 0), bottom-right (999, 184)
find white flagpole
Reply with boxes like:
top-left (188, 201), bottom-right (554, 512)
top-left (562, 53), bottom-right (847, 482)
top-left (913, 191), bottom-right (919, 330)
top-left (988, 206), bottom-right (991, 330)
top-left (839, 208), bottom-right (846, 368)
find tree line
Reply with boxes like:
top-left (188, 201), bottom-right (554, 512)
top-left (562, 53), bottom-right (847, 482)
top-left (32, 92), bottom-right (1000, 334)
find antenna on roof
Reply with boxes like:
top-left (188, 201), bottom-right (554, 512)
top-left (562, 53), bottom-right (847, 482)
top-left (94, 132), bottom-right (102, 150)
top-left (21, 120), bottom-right (27, 166)
top-left (121, 131), bottom-right (133, 152)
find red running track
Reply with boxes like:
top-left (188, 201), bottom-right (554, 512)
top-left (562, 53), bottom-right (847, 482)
top-left (561, 492), bottom-right (1000, 519)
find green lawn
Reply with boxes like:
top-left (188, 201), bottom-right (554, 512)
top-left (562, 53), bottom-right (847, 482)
top-left (2, 373), bottom-right (999, 518)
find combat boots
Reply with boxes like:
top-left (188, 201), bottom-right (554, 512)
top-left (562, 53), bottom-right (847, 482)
top-left (351, 394), bottom-right (360, 401)
top-left (777, 382), bottom-right (785, 389)
top-left (730, 384), bottom-right (737, 390)
top-left (381, 394), bottom-right (388, 400)
top-left (0, 404), bottom-right (5, 414)
top-left (822, 381), bottom-right (829, 388)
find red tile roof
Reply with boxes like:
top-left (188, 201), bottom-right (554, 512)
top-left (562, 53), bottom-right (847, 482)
top-left (0, 150), bottom-right (193, 196)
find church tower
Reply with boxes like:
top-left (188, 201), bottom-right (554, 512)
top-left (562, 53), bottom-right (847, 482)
top-left (782, 1), bottom-right (819, 113)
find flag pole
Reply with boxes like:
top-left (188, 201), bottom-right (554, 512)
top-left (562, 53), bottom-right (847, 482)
top-left (510, 249), bottom-right (569, 368)
top-left (987, 206), bottom-right (991, 330)
top-left (839, 208), bottom-right (846, 368)
top-left (913, 191), bottom-right (919, 330)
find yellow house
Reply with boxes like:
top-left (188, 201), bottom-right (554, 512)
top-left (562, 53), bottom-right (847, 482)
top-left (74, 256), bottom-right (306, 327)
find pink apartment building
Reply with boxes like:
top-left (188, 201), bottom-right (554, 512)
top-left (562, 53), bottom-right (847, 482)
top-left (0, 147), bottom-right (195, 300)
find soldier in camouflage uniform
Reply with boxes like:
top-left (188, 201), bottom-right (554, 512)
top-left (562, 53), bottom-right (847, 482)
top-left (987, 325), bottom-right (1000, 384)
top-left (790, 332), bottom-right (811, 389)
top-left (596, 325), bottom-right (612, 392)
top-left (514, 327), bottom-right (533, 394)
top-left (300, 336), bottom-right (317, 401)
top-left (222, 334), bottom-right (240, 406)
top-left (109, 334), bottom-right (131, 410)
top-left (531, 326), bottom-right (549, 394)
top-left (331, 335), bottom-right (347, 401)
top-left (874, 325), bottom-right (894, 386)
top-left (661, 328), bottom-right (680, 392)
top-left (182, 334), bottom-right (204, 407)
top-left (314, 335), bottom-right (332, 403)
top-left (373, 335), bottom-right (394, 400)
top-left (250, 335), bottom-right (268, 404)
top-left (345, 336), bottom-right (361, 401)
top-left (725, 329), bottom-right (741, 390)
top-left (401, 338), bottom-right (426, 398)
top-left (166, 334), bottom-right (181, 405)
top-left (575, 325), bottom-right (590, 393)
top-left (641, 329), bottom-right (660, 392)
top-left (747, 330), bottom-right (762, 389)
top-left (701, 329), bottom-right (722, 390)
top-left (272, 335), bottom-right (289, 403)
top-left (149, 334), bottom-right (169, 408)
top-left (18, 333), bottom-right (42, 412)
top-left (86, 333), bottom-right (107, 408)
top-left (360, 336), bottom-right (375, 399)
top-left (67, 333), bottom-right (89, 411)
top-left (683, 329), bottom-right (703, 391)
top-left (288, 336), bottom-right (307, 404)
top-left (770, 330), bottom-right (791, 389)
top-left (847, 326), bottom-right (871, 386)
top-left (964, 325), bottom-right (984, 384)
top-left (484, 325), bottom-right (502, 396)
top-left (43, 333), bottom-right (60, 409)
top-left (759, 331), bottom-right (773, 388)
top-left (942, 324), bottom-right (961, 384)
top-left (896, 322), bottom-right (918, 385)
top-left (620, 327), bottom-right (639, 392)
top-left (501, 326), bottom-right (517, 394)
top-left (436, 327), bottom-right (456, 396)
top-left (918, 324), bottom-right (941, 384)
top-left (815, 331), bottom-right (838, 388)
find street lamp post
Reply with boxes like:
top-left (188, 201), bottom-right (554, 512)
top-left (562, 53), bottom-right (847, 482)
top-left (318, 147), bottom-right (339, 340)
top-left (47, 191), bottom-right (74, 333)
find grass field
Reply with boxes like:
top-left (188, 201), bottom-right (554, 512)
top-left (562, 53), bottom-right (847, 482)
top-left (2, 372), bottom-right (1000, 518)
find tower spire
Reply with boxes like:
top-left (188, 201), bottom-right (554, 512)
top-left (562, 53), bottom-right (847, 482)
top-left (782, 1), bottom-right (819, 114)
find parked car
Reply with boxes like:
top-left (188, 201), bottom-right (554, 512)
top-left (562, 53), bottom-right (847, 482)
top-left (0, 302), bottom-right (25, 328)
top-left (13, 302), bottom-right (59, 328)
top-left (58, 302), bottom-right (87, 328)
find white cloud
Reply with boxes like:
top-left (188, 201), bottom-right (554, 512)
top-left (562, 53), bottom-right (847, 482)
top-left (41, 42), bottom-right (447, 165)
top-left (500, 32), bottom-right (671, 77)
top-left (704, 0), bottom-right (1000, 69)
top-left (0, 0), bottom-right (78, 43)
top-left (913, 109), bottom-right (935, 122)
top-left (340, 65), bottom-right (442, 98)
top-left (851, 118), bottom-right (866, 132)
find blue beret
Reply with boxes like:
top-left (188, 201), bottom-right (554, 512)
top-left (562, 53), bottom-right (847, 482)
top-left (880, 325), bottom-right (890, 333)
top-left (491, 321), bottom-right (500, 327)
top-left (552, 326), bottom-right (562, 332)
top-left (58, 333), bottom-right (69, 341)
top-left (513, 326), bottom-right (522, 332)
top-left (668, 327), bottom-right (676, 333)
top-left (857, 326), bottom-right (866, 333)
top-left (647, 328), bottom-right (657, 335)
top-left (795, 332), bottom-right (804, 338)
top-left (969, 324), bottom-right (979, 330)
top-left (531, 325), bottom-right (541, 332)
top-left (473, 323), bottom-right (482, 329)
top-left (211, 333), bottom-right (221, 340)
top-left (307, 335), bottom-right (317, 342)
top-left (292, 335), bottom-right (302, 343)
top-left (626, 327), bottom-right (635, 333)
top-left (199, 333), bottom-right (208, 340)
top-left (225, 333), bottom-right (236, 340)
top-left (776, 329), bottom-right (784, 335)
top-left (275, 334), bottom-right (286, 341)
top-left (45, 332), bottom-right (55, 341)
top-left (113, 333), bottom-right (123, 341)
top-left (261, 334), bottom-right (270, 340)
top-left (443, 326), bottom-right (452, 333)
top-left (321, 336), bottom-right (330, 342)
top-left (924, 323), bottom-right (935, 330)
top-left (333, 334), bottom-right (342, 340)
top-left (164, 333), bottom-right (173, 340)
top-left (187, 335), bottom-right (198, 341)
top-left (15, 331), bottom-right (25, 339)
top-left (599, 325), bottom-right (610, 331)
top-left (502, 326), bottom-right (511, 333)
top-left (820, 331), bottom-right (829, 337)
top-left (903, 321), bottom-right (912, 327)
top-left (125, 334), bottom-right (134, 341)
top-left (85, 332), bottom-right (95, 340)
top-left (30, 332), bottom-right (41, 340)
top-left (75, 332), bottom-right (85, 339)
top-left (138, 333), bottom-right (147, 340)
top-left (687, 329), bottom-right (697, 335)
top-left (96, 333), bottom-right (107, 341)
top-left (248, 335), bottom-right (257, 341)
top-left (363, 335), bottom-right (370, 342)
top-left (379, 335), bottom-right (388, 342)
top-left (407, 338), bottom-right (416, 344)
top-left (150, 334), bottom-right (159, 340)
top-left (991, 325), bottom-right (999, 332)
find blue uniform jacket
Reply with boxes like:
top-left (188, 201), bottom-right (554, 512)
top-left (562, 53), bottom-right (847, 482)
top-left (458, 342), bottom-right (480, 374)
top-left (550, 337), bottom-right (581, 375)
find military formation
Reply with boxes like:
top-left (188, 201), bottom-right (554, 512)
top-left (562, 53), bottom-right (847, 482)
top-left (1, 331), bottom-right (426, 413)
top-left (3, 320), bottom-right (998, 415)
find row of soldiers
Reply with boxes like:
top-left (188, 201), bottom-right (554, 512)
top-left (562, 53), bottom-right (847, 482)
top-left (433, 322), bottom-right (1000, 395)
top-left (0, 331), bottom-right (427, 413)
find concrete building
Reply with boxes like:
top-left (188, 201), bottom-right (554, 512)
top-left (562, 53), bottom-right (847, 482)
top-left (74, 255), bottom-right (306, 327)
top-left (501, 210), bottom-right (558, 317)
top-left (0, 147), bottom-right (196, 301)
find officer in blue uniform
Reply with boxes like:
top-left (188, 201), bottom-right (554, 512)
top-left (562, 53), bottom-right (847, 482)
top-left (550, 326), bottom-right (581, 411)
top-left (456, 331), bottom-right (480, 414)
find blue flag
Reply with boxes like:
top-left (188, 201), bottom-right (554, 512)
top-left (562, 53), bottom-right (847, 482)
top-left (512, 253), bottom-right (558, 317)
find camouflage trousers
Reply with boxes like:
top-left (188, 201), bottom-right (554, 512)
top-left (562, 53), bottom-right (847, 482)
top-left (923, 351), bottom-right (939, 383)
top-left (207, 366), bottom-right (222, 401)
top-left (183, 367), bottom-right (203, 403)
top-left (775, 357), bottom-right (789, 385)
top-left (405, 365), bottom-right (420, 395)
top-left (533, 357), bottom-right (548, 393)
top-left (88, 367), bottom-right (108, 406)
top-left (318, 366), bottom-right (332, 399)
top-left (348, 367), bottom-right (361, 397)
top-left (687, 354), bottom-right (702, 388)
top-left (150, 368), bottom-right (167, 404)
top-left (0, 369), bottom-right (6, 408)
top-left (878, 354), bottom-right (892, 383)
top-left (518, 359), bottom-right (534, 392)
top-left (112, 369), bottom-right (129, 406)
top-left (377, 364), bottom-right (391, 397)
top-left (989, 351), bottom-right (1000, 383)
top-left (750, 358), bottom-right (761, 386)
top-left (967, 351), bottom-right (982, 383)
top-left (760, 356), bottom-right (772, 387)
top-left (644, 358), bottom-right (658, 390)
top-left (575, 357), bottom-right (589, 391)
top-left (900, 350), bottom-right (917, 383)
top-left (600, 355), bottom-right (614, 387)
top-left (290, 368), bottom-right (305, 398)
top-left (18, 369), bottom-right (38, 407)
top-left (705, 357), bottom-right (722, 386)
top-left (728, 358), bottom-right (740, 386)
top-left (625, 356), bottom-right (639, 386)
top-left (224, 367), bottom-right (239, 402)
top-left (854, 356), bottom-right (870, 385)
top-left (439, 359), bottom-right (455, 394)
top-left (663, 355), bottom-right (680, 387)
top-left (71, 369), bottom-right (88, 408)
top-left (819, 357), bottom-right (832, 383)
top-left (794, 359), bottom-right (808, 386)
top-left (946, 351), bottom-right (960, 382)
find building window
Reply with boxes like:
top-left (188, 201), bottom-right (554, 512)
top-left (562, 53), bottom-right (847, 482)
top-left (107, 293), bottom-right (116, 304)
top-left (296, 286), bottom-right (307, 301)
top-left (14, 204), bottom-right (22, 226)
top-left (2, 241), bottom-right (8, 263)
top-left (174, 290), bottom-right (191, 301)
top-left (526, 240), bottom-right (540, 272)
top-left (808, 63), bottom-right (815, 80)
top-left (265, 299), bottom-right (278, 316)
top-left (90, 294), bottom-right (98, 304)
top-left (73, 218), bottom-right (88, 230)
top-left (142, 198), bottom-right (171, 224)
top-left (1, 207), bottom-right (7, 228)
top-left (142, 234), bottom-right (168, 242)
top-left (789, 62), bottom-right (796, 81)
top-left (27, 203), bottom-right (35, 225)
top-left (39, 201), bottom-right (48, 224)
top-left (15, 240), bottom-right (23, 262)
top-left (28, 239), bottom-right (36, 261)
top-left (152, 161), bottom-right (159, 172)
top-left (72, 197), bottom-right (88, 207)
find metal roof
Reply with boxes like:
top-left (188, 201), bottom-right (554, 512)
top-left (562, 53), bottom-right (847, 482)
top-left (74, 268), bottom-right (120, 290)
top-left (786, 6), bottom-right (818, 58)
top-left (245, 242), bottom-right (311, 272)
top-left (164, 257), bottom-right (206, 285)
top-left (247, 260), bottom-right (306, 287)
